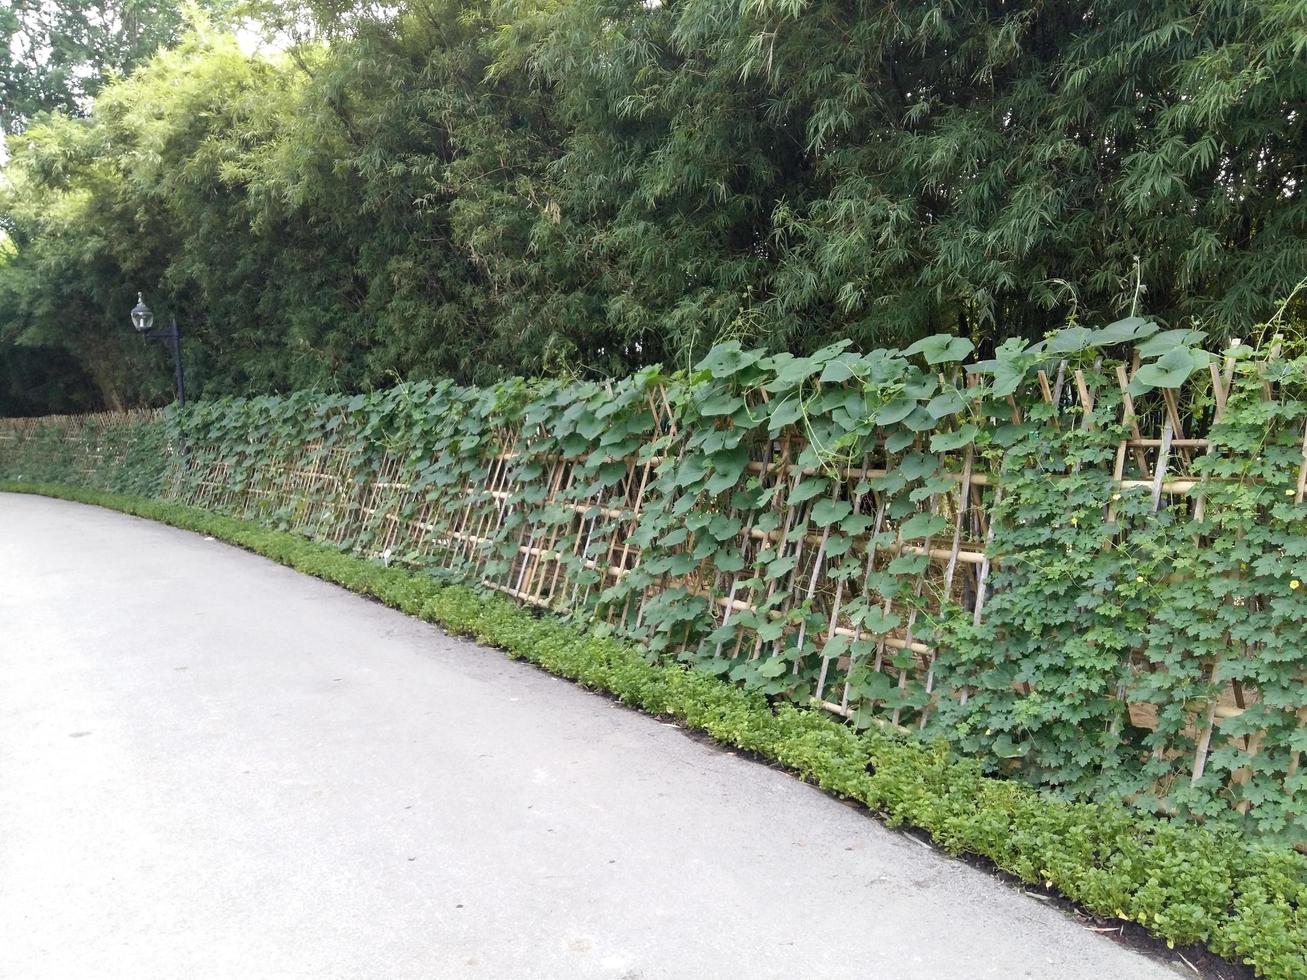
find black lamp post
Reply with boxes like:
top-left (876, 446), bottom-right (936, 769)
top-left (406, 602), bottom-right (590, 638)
top-left (130, 293), bottom-right (185, 407)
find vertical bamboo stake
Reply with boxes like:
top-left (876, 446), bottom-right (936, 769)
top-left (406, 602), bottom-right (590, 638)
top-left (815, 452), bottom-right (872, 702)
top-left (919, 446), bottom-right (973, 727)
top-left (790, 480), bottom-right (840, 673)
top-left (839, 492), bottom-right (890, 713)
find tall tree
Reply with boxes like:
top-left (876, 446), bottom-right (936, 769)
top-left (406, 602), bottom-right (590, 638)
top-left (0, 0), bottom-right (239, 134)
top-left (2, 0), bottom-right (1305, 414)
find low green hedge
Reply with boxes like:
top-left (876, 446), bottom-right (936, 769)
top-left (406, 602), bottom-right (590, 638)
top-left (4, 481), bottom-right (1304, 979)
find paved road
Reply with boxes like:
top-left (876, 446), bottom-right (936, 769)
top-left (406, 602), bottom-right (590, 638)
top-left (0, 493), bottom-right (1181, 979)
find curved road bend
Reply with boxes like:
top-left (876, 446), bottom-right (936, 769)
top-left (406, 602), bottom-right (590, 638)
top-left (0, 493), bottom-right (1182, 979)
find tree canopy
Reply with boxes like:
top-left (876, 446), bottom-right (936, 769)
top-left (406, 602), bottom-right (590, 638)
top-left (0, 0), bottom-right (239, 134)
top-left (2, 0), bottom-right (1305, 413)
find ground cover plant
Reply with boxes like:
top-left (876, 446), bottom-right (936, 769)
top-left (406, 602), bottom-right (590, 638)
top-left (1, 480), bottom-right (1304, 979)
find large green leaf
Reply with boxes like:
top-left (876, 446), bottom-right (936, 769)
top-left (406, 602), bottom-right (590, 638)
top-left (1131, 347), bottom-right (1210, 390)
top-left (900, 512), bottom-right (947, 539)
top-left (699, 392), bottom-right (745, 417)
top-left (819, 354), bottom-right (864, 384)
top-left (926, 389), bottom-right (967, 419)
top-left (860, 608), bottom-right (901, 634)
top-left (902, 334), bottom-right (975, 365)
top-left (930, 423), bottom-right (978, 452)
top-left (1137, 328), bottom-right (1207, 359)
top-left (1045, 326), bottom-right (1096, 355)
top-left (705, 446), bottom-right (751, 495)
top-left (768, 396), bottom-right (805, 431)
top-left (811, 498), bottom-right (853, 526)
top-left (789, 476), bottom-right (830, 505)
top-left (902, 405), bottom-right (938, 432)
top-left (876, 397), bottom-right (917, 426)
top-left (1092, 316), bottom-right (1159, 345)
top-left (696, 342), bottom-right (763, 379)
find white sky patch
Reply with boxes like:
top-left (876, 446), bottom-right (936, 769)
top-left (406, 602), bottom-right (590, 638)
top-left (234, 20), bottom-right (296, 57)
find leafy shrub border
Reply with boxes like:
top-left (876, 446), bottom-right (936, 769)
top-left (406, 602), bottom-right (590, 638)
top-left (3, 481), bottom-right (1303, 979)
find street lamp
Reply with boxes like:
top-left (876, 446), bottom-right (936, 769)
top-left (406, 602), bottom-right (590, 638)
top-left (130, 293), bottom-right (185, 407)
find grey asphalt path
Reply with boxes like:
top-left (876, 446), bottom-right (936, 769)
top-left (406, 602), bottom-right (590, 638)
top-left (0, 493), bottom-right (1181, 980)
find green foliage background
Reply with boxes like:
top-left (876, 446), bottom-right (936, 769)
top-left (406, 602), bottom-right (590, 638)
top-left (3, 0), bottom-right (1307, 413)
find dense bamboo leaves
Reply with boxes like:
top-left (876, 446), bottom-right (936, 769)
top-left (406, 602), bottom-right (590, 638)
top-left (4, 0), bottom-right (1307, 414)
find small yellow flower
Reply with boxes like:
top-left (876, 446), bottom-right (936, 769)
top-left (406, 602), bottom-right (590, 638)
top-left (1070, 516), bottom-right (1078, 526)
top-left (1136, 575), bottom-right (1144, 583)
top-left (1292, 580), bottom-right (1301, 590)
top-left (1111, 493), bottom-right (1122, 501)
top-left (1287, 489), bottom-right (1296, 497)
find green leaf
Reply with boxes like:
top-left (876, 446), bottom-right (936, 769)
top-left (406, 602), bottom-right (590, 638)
top-left (991, 734), bottom-right (1028, 759)
top-left (972, 337), bottom-right (1037, 396)
top-left (767, 553), bottom-right (798, 578)
top-left (699, 393), bottom-right (744, 417)
top-left (766, 354), bottom-right (821, 391)
top-left (901, 512), bottom-right (947, 539)
top-left (821, 634), bottom-right (851, 660)
top-left (706, 446), bottom-right (751, 495)
top-left (926, 389), bottom-right (967, 418)
top-left (768, 396), bottom-right (805, 431)
top-left (708, 513), bottom-right (743, 541)
top-left (1137, 328), bottom-right (1207, 359)
top-left (1131, 347), bottom-right (1210, 390)
top-left (1045, 326), bottom-right (1096, 355)
top-left (840, 513), bottom-right (874, 535)
top-left (714, 549), bottom-right (746, 573)
top-left (849, 671), bottom-right (894, 703)
top-left (902, 334), bottom-right (974, 365)
top-left (860, 608), bottom-right (902, 634)
top-left (665, 553), bottom-right (698, 576)
top-left (662, 526), bottom-right (689, 547)
top-left (789, 477), bottom-right (830, 505)
top-left (696, 342), bottom-right (763, 379)
top-left (885, 429), bottom-right (915, 453)
top-left (930, 423), bottom-right (978, 452)
top-left (899, 452), bottom-right (939, 482)
top-left (876, 397), bottom-right (917, 426)
top-left (819, 355), bottom-right (862, 384)
top-left (1093, 316), bottom-right (1159, 345)
top-left (811, 498), bottom-right (853, 526)
top-left (887, 553), bottom-right (929, 575)
top-left (676, 455), bottom-right (710, 486)
top-left (902, 405), bottom-right (938, 432)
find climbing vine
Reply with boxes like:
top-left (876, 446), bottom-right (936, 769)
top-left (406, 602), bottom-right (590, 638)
top-left (2, 321), bottom-right (1304, 843)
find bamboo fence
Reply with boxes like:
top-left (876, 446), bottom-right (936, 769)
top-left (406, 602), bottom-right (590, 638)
top-left (2, 349), bottom-right (1305, 826)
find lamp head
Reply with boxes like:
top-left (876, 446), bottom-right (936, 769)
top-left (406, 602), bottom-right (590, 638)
top-left (130, 293), bottom-right (154, 333)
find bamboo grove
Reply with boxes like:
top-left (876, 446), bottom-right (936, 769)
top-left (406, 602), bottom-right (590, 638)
top-left (3, 0), bottom-right (1307, 414)
top-left (4, 323), bottom-right (1306, 844)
